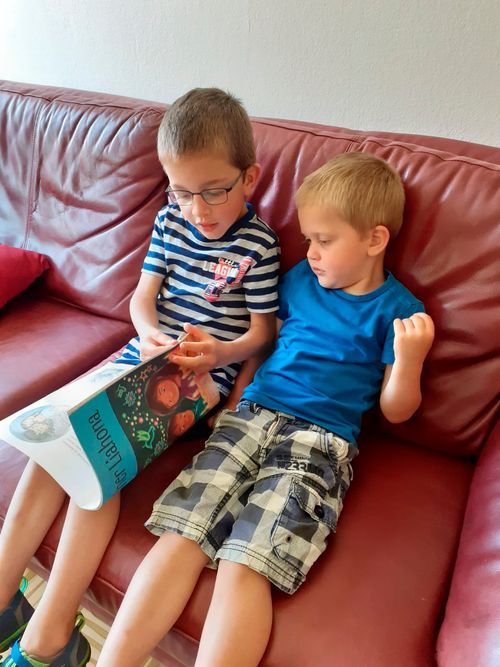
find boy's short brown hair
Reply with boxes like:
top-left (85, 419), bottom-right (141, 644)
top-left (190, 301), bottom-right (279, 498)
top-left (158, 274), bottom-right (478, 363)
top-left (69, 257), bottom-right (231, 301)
top-left (157, 88), bottom-right (255, 170)
top-left (295, 152), bottom-right (405, 238)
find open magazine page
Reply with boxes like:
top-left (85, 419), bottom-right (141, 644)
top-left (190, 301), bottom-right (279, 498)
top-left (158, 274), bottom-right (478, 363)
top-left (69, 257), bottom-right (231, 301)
top-left (0, 363), bottom-right (130, 510)
top-left (69, 351), bottom-right (220, 506)
top-left (1, 340), bottom-right (220, 510)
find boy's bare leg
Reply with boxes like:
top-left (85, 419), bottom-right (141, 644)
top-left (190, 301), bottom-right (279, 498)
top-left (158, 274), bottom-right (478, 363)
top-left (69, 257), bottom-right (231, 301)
top-left (97, 533), bottom-right (209, 667)
top-left (195, 560), bottom-right (273, 667)
top-left (19, 492), bottom-right (121, 659)
top-left (0, 462), bottom-right (66, 608)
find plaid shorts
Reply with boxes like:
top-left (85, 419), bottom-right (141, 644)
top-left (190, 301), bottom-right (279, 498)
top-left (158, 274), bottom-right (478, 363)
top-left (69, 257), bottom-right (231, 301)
top-left (145, 401), bottom-right (358, 594)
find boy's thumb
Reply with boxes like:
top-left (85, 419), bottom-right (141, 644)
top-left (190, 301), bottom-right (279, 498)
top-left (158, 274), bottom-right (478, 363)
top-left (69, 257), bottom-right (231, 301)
top-left (183, 322), bottom-right (203, 338)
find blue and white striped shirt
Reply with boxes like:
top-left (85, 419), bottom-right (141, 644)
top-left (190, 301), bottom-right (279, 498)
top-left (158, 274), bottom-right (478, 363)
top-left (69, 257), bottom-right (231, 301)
top-left (117, 203), bottom-right (280, 396)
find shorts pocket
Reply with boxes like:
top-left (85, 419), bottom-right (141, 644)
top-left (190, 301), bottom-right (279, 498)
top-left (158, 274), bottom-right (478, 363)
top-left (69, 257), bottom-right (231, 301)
top-left (212, 408), bottom-right (230, 430)
top-left (271, 479), bottom-right (337, 575)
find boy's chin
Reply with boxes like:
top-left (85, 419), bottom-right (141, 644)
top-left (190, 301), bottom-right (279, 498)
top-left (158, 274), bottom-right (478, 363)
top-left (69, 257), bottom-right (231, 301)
top-left (314, 274), bottom-right (335, 289)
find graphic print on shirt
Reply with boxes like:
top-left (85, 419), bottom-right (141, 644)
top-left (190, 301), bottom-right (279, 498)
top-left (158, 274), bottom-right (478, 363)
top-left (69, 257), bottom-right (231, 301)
top-left (203, 256), bottom-right (253, 302)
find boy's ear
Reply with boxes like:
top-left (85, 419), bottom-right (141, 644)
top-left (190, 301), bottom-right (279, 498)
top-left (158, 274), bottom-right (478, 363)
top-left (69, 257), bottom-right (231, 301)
top-left (367, 225), bottom-right (390, 256)
top-left (242, 163), bottom-right (261, 197)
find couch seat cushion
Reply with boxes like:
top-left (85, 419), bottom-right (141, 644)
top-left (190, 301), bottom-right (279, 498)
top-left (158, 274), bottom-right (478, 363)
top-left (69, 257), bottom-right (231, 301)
top-left (0, 290), bottom-right (134, 419)
top-left (0, 430), bottom-right (472, 667)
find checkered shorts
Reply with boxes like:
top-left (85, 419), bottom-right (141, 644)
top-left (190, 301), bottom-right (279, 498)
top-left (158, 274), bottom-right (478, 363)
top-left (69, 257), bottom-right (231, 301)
top-left (145, 401), bottom-right (357, 594)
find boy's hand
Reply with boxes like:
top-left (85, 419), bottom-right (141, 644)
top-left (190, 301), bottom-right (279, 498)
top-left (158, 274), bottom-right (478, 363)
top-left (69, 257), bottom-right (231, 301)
top-left (169, 323), bottom-right (224, 373)
top-left (139, 329), bottom-right (175, 362)
top-left (393, 313), bottom-right (435, 366)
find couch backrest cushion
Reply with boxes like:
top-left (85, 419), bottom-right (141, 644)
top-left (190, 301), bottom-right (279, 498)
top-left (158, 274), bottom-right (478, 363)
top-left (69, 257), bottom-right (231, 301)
top-left (0, 83), bottom-right (167, 321)
top-left (250, 121), bottom-right (500, 457)
top-left (359, 138), bottom-right (499, 456)
top-left (1, 81), bottom-right (498, 457)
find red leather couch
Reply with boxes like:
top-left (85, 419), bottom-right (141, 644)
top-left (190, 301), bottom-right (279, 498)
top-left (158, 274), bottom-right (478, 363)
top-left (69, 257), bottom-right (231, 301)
top-left (1, 80), bottom-right (499, 667)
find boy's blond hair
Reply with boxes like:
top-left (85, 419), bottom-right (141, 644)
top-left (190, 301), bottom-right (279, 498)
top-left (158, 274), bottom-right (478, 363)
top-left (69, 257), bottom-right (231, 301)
top-left (157, 88), bottom-right (255, 170)
top-left (295, 153), bottom-right (405, 238)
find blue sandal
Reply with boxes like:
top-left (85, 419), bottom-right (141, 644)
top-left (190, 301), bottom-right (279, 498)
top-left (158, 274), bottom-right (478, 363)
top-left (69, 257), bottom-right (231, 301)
top-left (0, 578), bottom-right (34, 652)
top-left (0, 612), bottom-right (90, 667)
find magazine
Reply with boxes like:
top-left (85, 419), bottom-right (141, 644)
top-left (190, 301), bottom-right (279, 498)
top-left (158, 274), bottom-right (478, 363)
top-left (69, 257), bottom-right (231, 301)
top-left (0, 338), bottom-right (219, 510)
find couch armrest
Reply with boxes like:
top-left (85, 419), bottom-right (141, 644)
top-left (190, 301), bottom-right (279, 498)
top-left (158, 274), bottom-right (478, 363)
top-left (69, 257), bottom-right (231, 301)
top-left (437, 418), bottom-right (500, 667)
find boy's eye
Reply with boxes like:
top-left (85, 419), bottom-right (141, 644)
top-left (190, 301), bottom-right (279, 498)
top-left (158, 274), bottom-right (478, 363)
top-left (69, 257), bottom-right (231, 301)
top-left (319, 239), bottom-right (331, 247)
top-left (202, 188), bottom-right (226, 204)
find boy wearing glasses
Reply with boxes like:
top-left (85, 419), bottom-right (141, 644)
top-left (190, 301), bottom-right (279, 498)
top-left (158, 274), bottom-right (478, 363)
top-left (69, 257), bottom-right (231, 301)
top-left (0, 89), bottom-right (279, 667)
top-left (116, 88), bottom-right (280, 406)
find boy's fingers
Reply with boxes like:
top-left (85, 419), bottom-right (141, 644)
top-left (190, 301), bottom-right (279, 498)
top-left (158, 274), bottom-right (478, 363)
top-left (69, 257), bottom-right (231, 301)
top-left (169, 353), bottom-right (191, 365)
top-left (410, 313), bottom-right (426, 327)
top-left (402, 317), bottom-right (416, 331)
top-left (410, 313), bottom-right (435, 337)
top-left (183, 323), bottom-right (207, 340)
top-left (170, 354), bottom-right (204, 370)
top-left (393, 318), bottom-right (405, 335)
top-left (180, 341), bottom-right (208, 356)
top-left (421, 313), bottom-right (435, 335)
top-left (408, 316), bottom-right (425, 332)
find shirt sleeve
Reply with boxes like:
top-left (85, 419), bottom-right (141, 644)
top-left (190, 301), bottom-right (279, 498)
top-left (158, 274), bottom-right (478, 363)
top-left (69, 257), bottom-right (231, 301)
top-left (243, 241), bottom-right (281, 313)
top-left (276, 267), bottom-right (294, 321)
top-left (141, 213), bottom-right (166, 277)
top-left (381, 301), bottom-right (426, 365)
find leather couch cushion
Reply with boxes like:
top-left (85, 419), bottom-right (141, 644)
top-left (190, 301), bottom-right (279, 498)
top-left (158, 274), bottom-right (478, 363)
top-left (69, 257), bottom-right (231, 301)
top-left (359, 138), bottom-right (500, 457)
top-left (0, 290), bottom-right (134, 419)
top-left (437, 420), bottom-right (500, 667)
top-left (1, 431), bottom-right (472, 666)
top-left (0, 84), bottom-right (167, 322)
top-left (250, 123), bottom-right (500, 457)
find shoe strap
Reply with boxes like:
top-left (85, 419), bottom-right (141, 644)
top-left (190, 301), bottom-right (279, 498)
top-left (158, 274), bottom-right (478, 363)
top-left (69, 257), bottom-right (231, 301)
top-left (19, 579), bottom-right (28, 596)
top-left (74, 611), bottom-right (85, 632)
top-left (9, 640), bottom-right (46, 667)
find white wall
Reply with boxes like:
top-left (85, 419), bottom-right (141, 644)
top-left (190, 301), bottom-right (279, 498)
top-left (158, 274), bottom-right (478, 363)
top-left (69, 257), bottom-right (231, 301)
top-left (1, 0), bottom-right (499, 146)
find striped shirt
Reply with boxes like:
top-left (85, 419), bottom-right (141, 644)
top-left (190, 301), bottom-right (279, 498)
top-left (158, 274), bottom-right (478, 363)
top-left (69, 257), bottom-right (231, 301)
top-left (117, 203), bottom-right (280, 396)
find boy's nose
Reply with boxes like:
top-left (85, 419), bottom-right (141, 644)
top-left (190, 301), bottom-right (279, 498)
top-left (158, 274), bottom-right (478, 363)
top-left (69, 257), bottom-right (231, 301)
top-left (191, 193), bottom-right (210, 218)
top-left (307, 244), bottom-right (320, 260)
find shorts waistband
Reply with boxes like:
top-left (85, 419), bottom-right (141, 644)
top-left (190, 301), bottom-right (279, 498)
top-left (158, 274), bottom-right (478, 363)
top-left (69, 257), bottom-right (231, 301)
top-left (238, 400), bottom-right (341, 437)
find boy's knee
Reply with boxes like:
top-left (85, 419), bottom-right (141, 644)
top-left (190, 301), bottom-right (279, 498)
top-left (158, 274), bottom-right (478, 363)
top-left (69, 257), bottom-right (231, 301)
top-left (23, 460), bottom-right (65, 496)
top-left (158, 532), bottom-right (209, 564)
top-left (218, 559), bottom-right (269, 587)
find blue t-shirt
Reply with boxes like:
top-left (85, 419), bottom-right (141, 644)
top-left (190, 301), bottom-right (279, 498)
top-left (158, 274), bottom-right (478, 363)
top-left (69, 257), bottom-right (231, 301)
top-left (243, 260), bottom-right (424, 443)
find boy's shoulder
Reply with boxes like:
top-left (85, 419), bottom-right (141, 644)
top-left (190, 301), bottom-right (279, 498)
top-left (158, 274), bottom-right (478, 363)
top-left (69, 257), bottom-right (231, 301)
top-left (278, 260), bottom-right (311, 304)
top-left (280, 259), bottom-right (310, 283)
top-left (157, 202), bottom-right (183, 222)
top-left (241, 205), bottom-right (280, 247)
top-left (383, 272), bottom-right (424, 312)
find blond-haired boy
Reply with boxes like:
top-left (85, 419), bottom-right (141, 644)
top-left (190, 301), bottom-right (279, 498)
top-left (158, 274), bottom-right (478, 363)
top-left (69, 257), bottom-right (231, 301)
top-left (97, 152), bottom-right (434, 667)
top-left (0, 88), bottom-right (280, 667)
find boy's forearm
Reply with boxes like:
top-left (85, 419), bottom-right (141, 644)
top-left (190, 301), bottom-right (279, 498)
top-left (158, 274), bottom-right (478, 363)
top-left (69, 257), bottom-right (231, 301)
top-left (130, 292), bottom-right (160, 339)
top-left (217, 324), bottom-right (274, 368)
top-left (380, 359), bottom-right (424, 423)
top-left (170, 314), bottom-right (276, 374)
top-left (381, 313), bottom-right (435, 423)
top-left (223, 350), bottom-right (271, 410)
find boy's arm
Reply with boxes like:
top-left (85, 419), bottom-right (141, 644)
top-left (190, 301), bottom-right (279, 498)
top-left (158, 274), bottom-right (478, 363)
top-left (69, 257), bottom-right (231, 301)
top-left (130, 273), bottom-right (175, 360)
top-left (218, 317), bottom-right (283, 411)
top-left (170, 312), bottom-right (276, 374)
top-left (207, 317), bottom-right (281, 426)
top-left (379, 313), bottom-right (435, 423)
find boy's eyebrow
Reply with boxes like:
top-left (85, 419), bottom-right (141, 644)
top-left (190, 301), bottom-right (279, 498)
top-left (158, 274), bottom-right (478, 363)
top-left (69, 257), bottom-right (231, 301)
top-left (169, 176), bottom-right (235, 190)
top-left (301, 232), bottom-right (332, 238)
